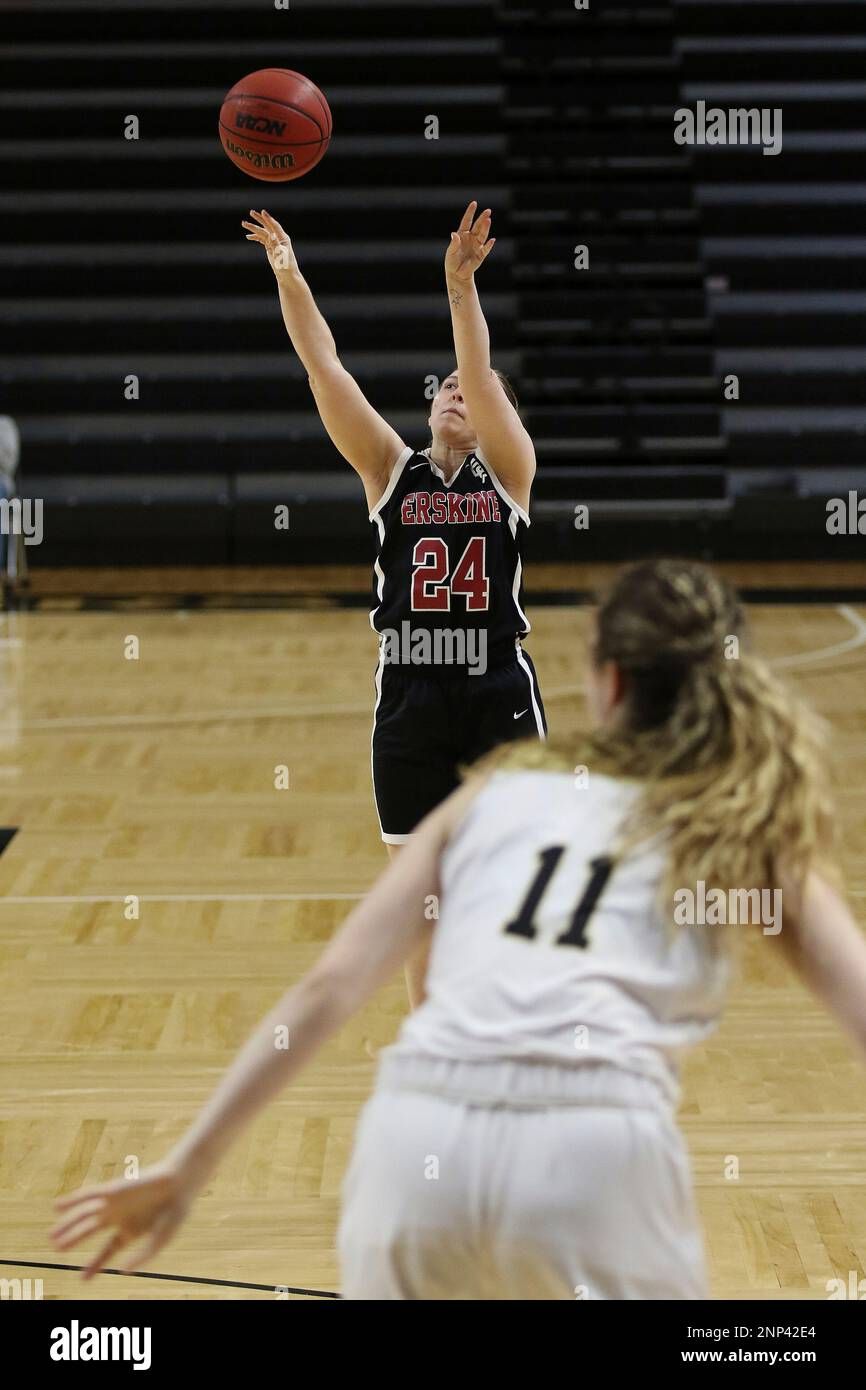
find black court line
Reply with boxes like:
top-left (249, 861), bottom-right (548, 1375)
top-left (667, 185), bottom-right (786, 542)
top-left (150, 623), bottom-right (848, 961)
top-left (0, 828), bottom-right (18, 856)
top-left (0, 1258), bottom-right (339, 1299)
top-left (14, 587), bottom-right (866, 613)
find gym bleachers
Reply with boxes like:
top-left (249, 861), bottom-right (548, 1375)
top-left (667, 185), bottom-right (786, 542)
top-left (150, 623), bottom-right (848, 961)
top-left (499, 0), bottom-right (726, 556)
top-left (500, 0), bottom-right (866, 556)
top-left (679, 0), bottom-right (866, 485)
top-left (1, 0), bottom-right (863, 564)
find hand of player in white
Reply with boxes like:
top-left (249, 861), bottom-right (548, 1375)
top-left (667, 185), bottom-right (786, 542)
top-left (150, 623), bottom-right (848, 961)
top-left (242, 208), bottom-right (299, 280)
top-left (50, 1161), bottom-right (197, 1279)
top-left (445, 200), bottom-right (496, 283)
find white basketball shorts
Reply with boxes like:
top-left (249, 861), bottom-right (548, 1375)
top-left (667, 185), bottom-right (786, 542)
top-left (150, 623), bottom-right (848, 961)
top-left (337, 1057), bottom-right (707, 1300)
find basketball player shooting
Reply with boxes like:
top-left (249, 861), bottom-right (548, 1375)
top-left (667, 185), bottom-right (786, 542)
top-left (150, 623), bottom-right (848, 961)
top-left (240, 201), bottom-right (547, 1005)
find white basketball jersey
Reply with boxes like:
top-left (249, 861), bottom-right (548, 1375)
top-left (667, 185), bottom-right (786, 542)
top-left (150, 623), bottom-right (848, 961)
top-left (389, 770), bottom-right (731, 1099)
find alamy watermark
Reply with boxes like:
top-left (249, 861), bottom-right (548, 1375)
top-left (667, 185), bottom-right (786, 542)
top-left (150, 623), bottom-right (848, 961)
top-left (50, 1322), bottom-right (152, 1370)
top-left (674, 101), bottom-right (783, 157)
top-left (1, 1277), bottom-right (43, 1299)
top-left (826, 491), bottom-right (865, 535)
top-left (379, 622), bottom-right (487, 675)
top-left (0, 497), bottom-right (42, 545)
top-left (674, 881), bottom-right (782, 935)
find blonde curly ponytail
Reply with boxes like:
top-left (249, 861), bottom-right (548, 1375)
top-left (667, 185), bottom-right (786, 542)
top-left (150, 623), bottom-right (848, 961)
top-left (472, 560), bottom-right (837, 908)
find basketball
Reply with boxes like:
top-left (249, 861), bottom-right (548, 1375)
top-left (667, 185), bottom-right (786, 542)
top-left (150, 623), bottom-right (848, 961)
top-left (218, 68), bottom-right (332, 182)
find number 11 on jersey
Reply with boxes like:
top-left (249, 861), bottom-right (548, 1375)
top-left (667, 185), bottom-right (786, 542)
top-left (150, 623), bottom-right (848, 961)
top-left (504, 848), bottom-right (614, 949)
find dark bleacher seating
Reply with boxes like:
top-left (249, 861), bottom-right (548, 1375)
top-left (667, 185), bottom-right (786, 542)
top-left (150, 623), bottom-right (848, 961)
top-left (679, 0), bottom-right (866, 498)
top-left (498, 0), bottom-right (728, 554)
top-left (0, 0), bottom-right (863, 564)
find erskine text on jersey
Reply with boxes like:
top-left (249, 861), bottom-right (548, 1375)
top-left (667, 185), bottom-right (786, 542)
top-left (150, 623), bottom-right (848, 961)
top-left (400, 490), bottom-right (502, 526)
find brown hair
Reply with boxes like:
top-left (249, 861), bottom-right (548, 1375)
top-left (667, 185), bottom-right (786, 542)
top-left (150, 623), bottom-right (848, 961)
top-left (492, 369), bottom-right (518, 412)
top-left (472, 559), bottom-right (837, 906)
top-left (434, 369), bottom-right (519, 413)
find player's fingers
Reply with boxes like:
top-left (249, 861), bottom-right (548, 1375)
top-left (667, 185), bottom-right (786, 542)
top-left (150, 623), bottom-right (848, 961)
top-left (119, 1213), bottom-right (177, 1273)
top-left (473, 213), bottom-right (492, 243)
top-left (51, 1200), bottom-right (106, 1243)
top-left (54, 1180), bottom-right (128, 1211)
top-left (54, 1186), bottom-right (101, 1211)
top-left (457, 200), bottom-right (477, 232)
top-left (52, 1214), bottom-right (106, 1252)
top-left (54, 1191), bottom-right (91, 1215)
top-left (470, 209), bottom-right (490, 239)
top-left (119, 1234), bottom-right (160, 1273)
top-left (259, 208), bottom-right (285, 234)
top-left (466, 237), bottom-right (494, 265)
top-left (82, 1231), bottom-right (126, 1282)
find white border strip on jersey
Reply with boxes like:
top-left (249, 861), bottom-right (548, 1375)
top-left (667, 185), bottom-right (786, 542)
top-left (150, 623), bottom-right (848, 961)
top-left (369, 649), bottom-right (414, 844)
top-left (369, 557), bottom-right (386, 632)
top-left (368, 444), bottom-right (414, 532)
top-left (510, 551), bottom-right (531, 636)
top-left (369, 646), bottom-right (387, 840)
top-left (369, 445), bottom-right (414, 630)
top-left (473, 448), bottom-right (532, 636)
top-left (515, 643), bottom-right (546, 739)
top-left (473, 448), bottom-right (531, 528)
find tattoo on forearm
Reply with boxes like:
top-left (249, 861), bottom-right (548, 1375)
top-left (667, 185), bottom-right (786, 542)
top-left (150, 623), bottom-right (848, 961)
top-left (449, 287), bottom-right (464, 307)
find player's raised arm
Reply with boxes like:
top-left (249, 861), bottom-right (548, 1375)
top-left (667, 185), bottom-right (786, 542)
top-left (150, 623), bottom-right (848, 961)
top-left (243, 209), bottom-right (407, 508)
top-left (50, 779), bottom-right (481, 1278)
top-left (776, 866), bottom-right (866, 1061)
top-left (444, 201), bottom-right (536, 505)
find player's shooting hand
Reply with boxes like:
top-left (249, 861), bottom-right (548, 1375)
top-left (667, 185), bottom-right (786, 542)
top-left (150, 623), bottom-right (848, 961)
top-left (50, 1161), bottom-right (198, 1280)
top-left (445, 200), bottom-right (496, 284)
top-left (242, 208), bottom-right (299, 281)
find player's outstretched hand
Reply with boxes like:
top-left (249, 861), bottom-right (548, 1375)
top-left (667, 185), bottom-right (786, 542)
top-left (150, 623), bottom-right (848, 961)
top-left (51, 1162), bottom-right (196, 1280)
top-left (445, 200), bottom-right (496, 283)
top-left (242, 208), bottom-right (299, 281)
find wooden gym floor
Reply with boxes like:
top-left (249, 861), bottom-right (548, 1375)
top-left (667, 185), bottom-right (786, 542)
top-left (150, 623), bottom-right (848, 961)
top-left (1, 562), bottom-right (865, 1300)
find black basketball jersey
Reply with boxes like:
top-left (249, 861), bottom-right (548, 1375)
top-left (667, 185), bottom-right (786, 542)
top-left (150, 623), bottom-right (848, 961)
top-left (369, 445), bottom-right (531, 672)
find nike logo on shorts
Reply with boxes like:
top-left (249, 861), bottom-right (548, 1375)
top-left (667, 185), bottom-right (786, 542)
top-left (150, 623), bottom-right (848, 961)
top-left (514, 708), bottom-right (528, 719)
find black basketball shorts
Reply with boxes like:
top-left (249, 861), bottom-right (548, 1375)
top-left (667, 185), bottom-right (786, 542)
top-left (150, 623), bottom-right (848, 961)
top-left (371, 646), bottom-right (547, 844)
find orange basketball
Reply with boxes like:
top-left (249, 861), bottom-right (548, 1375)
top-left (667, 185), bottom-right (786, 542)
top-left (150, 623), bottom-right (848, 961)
top-left (219, 68), bottom-right (332, 182)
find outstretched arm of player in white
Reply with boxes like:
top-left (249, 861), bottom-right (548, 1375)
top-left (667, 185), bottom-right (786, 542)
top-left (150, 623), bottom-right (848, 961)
top-left (444, 201), bottom-right (536, 508)
top-left (51, 779), bottom-right (482, 1279)
top-left (776, 867), bottom-right (866, 1060)
top-left (242, 209), bottom-right (407, 507)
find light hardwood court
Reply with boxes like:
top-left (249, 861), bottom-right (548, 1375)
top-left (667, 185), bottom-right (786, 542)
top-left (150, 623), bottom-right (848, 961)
top-left (1, 563), bottom-right (865, 1300)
